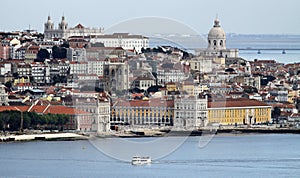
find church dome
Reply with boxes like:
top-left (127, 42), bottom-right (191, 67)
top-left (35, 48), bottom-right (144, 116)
top-left (207, 18), bottom-right (226, 50)
top-left (208, 18), bottom-right (225, 39)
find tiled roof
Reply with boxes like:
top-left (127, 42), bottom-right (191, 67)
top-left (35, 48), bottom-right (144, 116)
top-left (114, 98), bottom-right (174, 108)
top-left (0, 105), bottom-right (89, 115)
top-left (74, 23), bottom-right (85, 29)
top-left (208, 98), bottom-right (270, 108)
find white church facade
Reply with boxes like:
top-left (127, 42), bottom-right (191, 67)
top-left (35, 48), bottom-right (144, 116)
top-left (195, 18), bottom-right (239, 58)
top-left (190, 18), bottom-right (240, 72)
top-left (44, 16), bottom-right (104, 39)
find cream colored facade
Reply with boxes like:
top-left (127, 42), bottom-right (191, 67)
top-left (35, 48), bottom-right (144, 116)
top-left (208, 99), bottom-right (272, 125)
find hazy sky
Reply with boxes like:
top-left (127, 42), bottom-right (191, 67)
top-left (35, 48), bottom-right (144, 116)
top-left (1, 0), bottom-right (299, 34)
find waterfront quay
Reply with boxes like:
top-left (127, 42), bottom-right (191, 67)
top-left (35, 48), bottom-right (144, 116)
top-left (0, 132), bottom-right (87, 142)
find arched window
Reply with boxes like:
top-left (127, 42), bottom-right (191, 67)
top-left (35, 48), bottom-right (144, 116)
top-left (213, 40), bottom-right (217, 46)
top-left (220, 40), bottom-right (223, 46)
top-left (208, 40), bottom-right (211, 45)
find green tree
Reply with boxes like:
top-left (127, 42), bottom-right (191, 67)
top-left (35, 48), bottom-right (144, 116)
top-left (37, 49), bottom-right (50, 60)
top-left (272, 107), bottom-right (281, 124)
top-left (52, 46), bottom-right (67, 59)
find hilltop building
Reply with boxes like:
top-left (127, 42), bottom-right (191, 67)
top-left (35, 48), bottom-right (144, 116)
top-left (44, 16), bottom-right (104, 39)
top-left (89, 33), bottom-right (149, 53)
top-left (195, 18), bottom-right (239, 58)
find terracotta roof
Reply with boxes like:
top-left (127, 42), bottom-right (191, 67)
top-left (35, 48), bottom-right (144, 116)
top-left (0, 105), bottom-right (89, 115)
top-left (44, 106), bottom-right (90, 115)
top-left (208, 98), bottom-right (270, 108)
top-left (74, 23), bottom-right (85, 29)
top-left (270, 103), bottom-right (296, 109)
top-left (16, 83), bottom-right (32, 86)
top-left (114, 98), bottom-right (174, 108)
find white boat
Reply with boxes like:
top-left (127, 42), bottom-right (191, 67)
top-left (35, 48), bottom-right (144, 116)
top-left (131, 156), bottom-right (151, 165)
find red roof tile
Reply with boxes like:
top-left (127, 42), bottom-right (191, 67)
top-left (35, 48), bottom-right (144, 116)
top-left (114, 98), bottom-right (174, 108)
top-left (208, 98), bottom-right (270, 108)
top-left (0, 105), bottom-right (89, 115)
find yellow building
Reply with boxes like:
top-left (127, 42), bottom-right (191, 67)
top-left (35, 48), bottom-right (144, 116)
top-left (181, 81), bottom-right (194, 95)
top-left (14, 76), bottom-right (30, 85)
top-left (166, 82), bottom-right (177, 92)
top-left (111, 97), bottom-right (174, 126)
top-left (288, 90), bottom-right (297, 103)
top-left (208, 98), bottom-right (271, 125)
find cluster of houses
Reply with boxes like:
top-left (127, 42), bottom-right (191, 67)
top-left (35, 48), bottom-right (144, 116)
top-left (0, 17), bottom-right (300, 134)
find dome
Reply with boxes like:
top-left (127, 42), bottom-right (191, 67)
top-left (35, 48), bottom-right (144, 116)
top-left (208, 28), bottom-right (225, 38)
top-left (208, 18), bottom-right (225, 39)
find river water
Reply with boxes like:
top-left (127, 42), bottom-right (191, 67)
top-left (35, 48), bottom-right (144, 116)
top-left (150, 34), bottom-right (300, 64)
top-left (1, 134), bottom-right (300, 178)
top-left (239, 50), bottom-right (300, 64)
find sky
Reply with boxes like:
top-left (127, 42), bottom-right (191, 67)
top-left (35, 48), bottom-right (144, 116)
top-left (1, 0), bottom-right (299, 35)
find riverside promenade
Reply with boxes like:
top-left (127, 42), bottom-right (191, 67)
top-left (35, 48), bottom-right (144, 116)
top-left (0, 133), bottom-right (88, 142)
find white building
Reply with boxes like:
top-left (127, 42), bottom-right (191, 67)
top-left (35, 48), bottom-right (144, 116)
top-left (189, 56), bottom-right (213, 73)
top-left (174, 95), bottom-right (208, 130)
top-left (0, 63), bottom-right (11, 75)
top-left (90, 33), bottom-right (149, 53)
top-left (194, 84), bottom-right (210, 95)
top-left (69, 61), bottom-right (88, 75)
top-left (97, 93), bottom-right (111, 133)
top-left (44, 16), bottom-right (104, 39)
top-left (77, 74), bottom-right (98, 82)
top-left (157, 64), bottom-right (188, 84)
top-left (87, 59), bottom-right (105, 76)
top-left (0, 84), bottom-right (9, 106)
top-left (31, 62), bottom-right (48, 83)
top-left (195, 18), bottom-right (239, 58)
top-left (131, 76), bottom-right (155, 90)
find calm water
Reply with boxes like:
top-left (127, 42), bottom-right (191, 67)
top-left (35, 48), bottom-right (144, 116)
top-left (1, 134), bottom-right (300, 178)
top-left (150, 34), bottom-right (300, 64)
top-left (239, 50), bottom-right (300, 64)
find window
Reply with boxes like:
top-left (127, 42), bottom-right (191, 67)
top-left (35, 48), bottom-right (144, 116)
top-left (213, 40), bottom-right (217, 46)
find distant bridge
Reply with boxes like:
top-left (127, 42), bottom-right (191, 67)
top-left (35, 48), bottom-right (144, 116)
top-left (238, 48), bottom-right (300, 54)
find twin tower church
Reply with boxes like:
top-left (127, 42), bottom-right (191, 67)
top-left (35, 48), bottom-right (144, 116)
top-left (44, 15), bottom-right (104, 39)
top-left (44, 15), bottom-right (238, 58)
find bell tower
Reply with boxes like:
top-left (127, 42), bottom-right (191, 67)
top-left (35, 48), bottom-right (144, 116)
top-left (44, 15), bottom-right (54, 30)
top-left (59, 15), bottom-right (68, 31)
